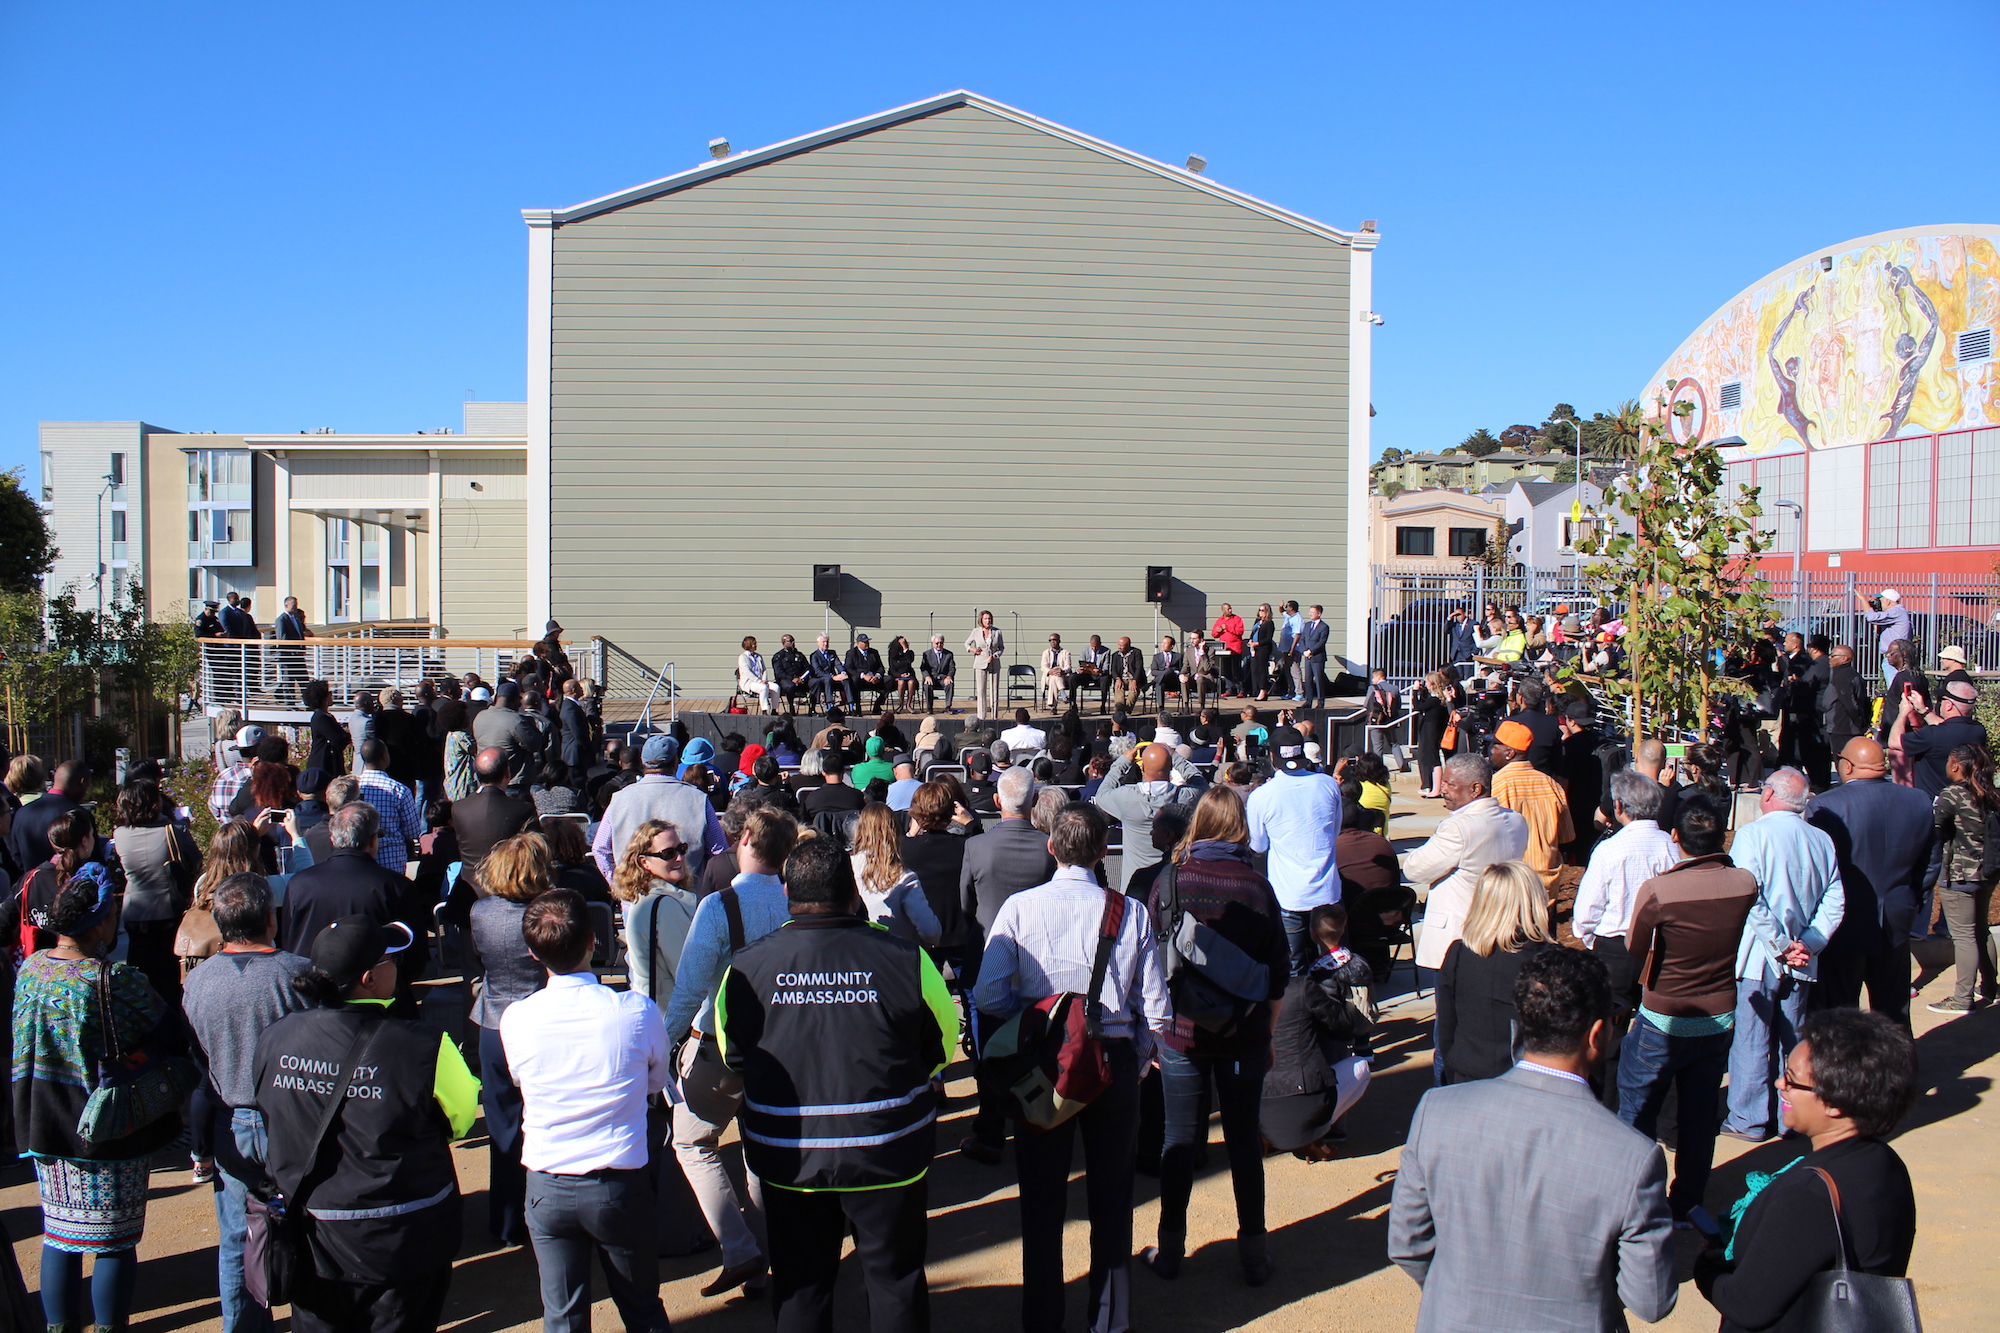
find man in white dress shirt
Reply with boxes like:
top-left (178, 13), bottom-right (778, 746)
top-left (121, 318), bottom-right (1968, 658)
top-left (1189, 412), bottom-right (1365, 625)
top-left (1572, 768), bottom-right (1680, 1010)
top-left (501, 889), bottom-right (672, 1333)
top-left (975, 803), bottom-right (1171, 1333)
top-left (1001, 707), bottom-right (1049, 754)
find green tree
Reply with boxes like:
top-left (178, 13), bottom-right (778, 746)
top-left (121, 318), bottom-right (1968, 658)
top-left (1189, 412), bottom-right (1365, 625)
top-left (1571, 400), bottom-right (1775, 739)
top-left (1540, 405), bottom-right (1581, 454)
top-left (0, 468), bottom-right (56, 594)
top-left (1380, 479), bottom-right (1405, 499)
top-left (1379, 447), bottom-right (1407, 463)
top-left (0, 580), bottom-right (196, 767)
top-left (1578, 400), bottom-right (1646, 459)
top-left (1460, 428), bottom-right (1502, 457)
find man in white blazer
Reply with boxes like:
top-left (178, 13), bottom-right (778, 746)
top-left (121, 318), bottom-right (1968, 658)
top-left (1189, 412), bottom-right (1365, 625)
top-left (1403, 753), bottom-right (1529, 974)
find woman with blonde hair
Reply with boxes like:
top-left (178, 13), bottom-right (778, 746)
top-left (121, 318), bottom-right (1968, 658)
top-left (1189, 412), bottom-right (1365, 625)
top-left (1434, 859), bottom-right (1556, 1084)
top-left (848, 802), bottom-right (940, 944)
top-left (1143, 783), bottom-right (1290, 1284)
top-left (469, 830), bottom-right (552, 1244)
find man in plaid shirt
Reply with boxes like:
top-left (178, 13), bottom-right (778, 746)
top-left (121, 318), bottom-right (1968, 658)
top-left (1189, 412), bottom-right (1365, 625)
top-left (355, 737), bottom-right (424, 874)
top-left (208, 724), bottom-right (263, 823)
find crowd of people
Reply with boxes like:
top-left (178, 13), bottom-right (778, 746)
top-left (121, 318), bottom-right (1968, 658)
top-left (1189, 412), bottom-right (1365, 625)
top-left (0, 587), bottom-right (1961, 1333)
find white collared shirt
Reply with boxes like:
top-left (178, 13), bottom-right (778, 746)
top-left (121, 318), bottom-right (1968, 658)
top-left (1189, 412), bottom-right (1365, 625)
top-left (1001, 724), bottom-right (1049, 751)
top-left (500, 970), bottom-right (670, 1174)
top-left (973, 866), bottom-right (1172, 1059)
top-left (1571, 818), bottom-right (1679, 945)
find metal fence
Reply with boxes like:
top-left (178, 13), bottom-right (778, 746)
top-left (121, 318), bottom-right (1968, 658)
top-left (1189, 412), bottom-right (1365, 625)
top-left (197, 636), bottom-right (677, 729)
top-left (1368, 563), bottom-right (2000, 736)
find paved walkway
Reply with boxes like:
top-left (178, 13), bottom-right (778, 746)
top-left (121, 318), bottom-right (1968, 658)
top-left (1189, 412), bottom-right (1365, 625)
top-left (8, 773), bottom-right (1994, 1331)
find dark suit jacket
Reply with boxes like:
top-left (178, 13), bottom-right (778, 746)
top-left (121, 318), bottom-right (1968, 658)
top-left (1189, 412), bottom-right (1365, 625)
top-left (451, 785), bottom-right (542, 890)
top-left (922, 648), bottom-right (956, 680)
top-left (559, 699), bottom-right (590, 769)
top-left (1806, 777), bottom-right (1936, 951)
top-left (1435, 940), bottom-right (1556, 1083)
top-left (11, 793), bottom-right (85, 879)
top-left (958, 817), bottom-right (1057, 933)
top-left (1296, 618), bottom-right (1331, 656)
top-left (275, 610), bottom-right (310, 640)
top-left (280, 849), bottom-right (406, 956)
top-left (845, 647), bottom-right (887, 679)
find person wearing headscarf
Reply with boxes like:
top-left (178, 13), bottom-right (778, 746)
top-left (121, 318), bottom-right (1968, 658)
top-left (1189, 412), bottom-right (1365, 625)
top-left (731, 744), bottom-right (767, 794)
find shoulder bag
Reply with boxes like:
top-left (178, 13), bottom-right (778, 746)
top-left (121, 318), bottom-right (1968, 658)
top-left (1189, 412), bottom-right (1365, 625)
top-left (244, 1021), bottom-right (385, 1308)
top-left (77, 960), bottom-right (204, 1144)
top-left (676, 888), bottom-right (747, 1125)
top-left (976, 889), bottom-right (1129, 1129)
top-left (1772, 1166), bottom-right (1921, 1332)
top-left (1153, 861), bottom-right (1273, 1035)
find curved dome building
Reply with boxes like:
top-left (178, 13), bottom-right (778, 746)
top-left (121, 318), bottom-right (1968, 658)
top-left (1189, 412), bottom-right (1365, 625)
top-left (1645, 224), bottom-right (1999, 574)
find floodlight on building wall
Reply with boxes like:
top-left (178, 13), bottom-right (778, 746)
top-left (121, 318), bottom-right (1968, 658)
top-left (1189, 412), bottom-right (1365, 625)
top-left (1185, 154), bottom-right (1207, 174)
top-left (709, 138), bottom-right (731, 159)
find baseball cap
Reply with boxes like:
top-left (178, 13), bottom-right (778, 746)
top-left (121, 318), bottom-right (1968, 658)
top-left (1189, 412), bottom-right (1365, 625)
top-left (640, 733), bottom-right (681, 767)
top-left (855, 633), bottom-right (870, 644)
top-left (1270, 725), bottom-right (1311, 773)
top-left (1939, 645), bottom-right (1967, 665)
top-left (1494, 720), bottom-right (1536, 752)
top-left (470, 686), bottom-right (492, 701)
top-left (297, 767), bottom-right (331, 796)
top-left (1879, 588), bottom-right (1901, 603)
top-left (309, 915), bottom-right (414, 990)
top-left (235, 724), bottom-right (267, 747)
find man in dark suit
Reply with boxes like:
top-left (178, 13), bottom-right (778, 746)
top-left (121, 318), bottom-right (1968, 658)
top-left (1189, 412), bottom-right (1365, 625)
top-left (11, 759), bottom-right (89, 874)
top-left (772, 634), bottom-right (812, 715)
top-left (1150, 636), bottom-right (1185, 710)
top-left (809, 634), bottom-right (855, 712)
top-left (451, 748), bottom-right (542, 896)
top-left (559, 681), bottom-right (591, 770)
top-left (959, 768), bottom-right (1057, 935)
top-left (1447, 607), bottom-right (1477, 666)
top-left (1805, 737), bottom-right (1935, 1027)
top-left (280, 801), bottom-right (410, 957)
top-left (844, 634), bottom-right (890, 714)
top-left (1819, 643), bottom-right (1869, 780)
top-left (1295, 605), bottom-right (1331, 707)
top-left (921, 635), bottom-right (957, 714)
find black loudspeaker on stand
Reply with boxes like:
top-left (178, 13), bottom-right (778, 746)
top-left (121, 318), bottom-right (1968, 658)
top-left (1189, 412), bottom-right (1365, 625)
top-left (812, 564), bottom-right (842, 603)
top-left (1145, 566), bottom-right (1172, 604)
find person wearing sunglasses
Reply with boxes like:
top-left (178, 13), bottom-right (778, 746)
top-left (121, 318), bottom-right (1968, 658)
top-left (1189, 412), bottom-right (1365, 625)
top-left (1696, 1009), bottom-right (1919, 1332)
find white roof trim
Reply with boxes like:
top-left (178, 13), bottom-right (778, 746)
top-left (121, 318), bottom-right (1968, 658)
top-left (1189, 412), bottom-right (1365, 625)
top-left (239, 437), bottom-right (526, 450)
top-left (533, 90), bottom-right (1370, 249)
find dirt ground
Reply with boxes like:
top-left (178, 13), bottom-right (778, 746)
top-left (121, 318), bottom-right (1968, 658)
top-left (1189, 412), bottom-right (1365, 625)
top-left (8, 781), bottom-right (1997, 1332)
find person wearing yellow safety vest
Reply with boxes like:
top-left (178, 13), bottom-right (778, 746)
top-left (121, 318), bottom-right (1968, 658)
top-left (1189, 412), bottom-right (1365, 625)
top-left (717, 836), bottom-right (958, 1333)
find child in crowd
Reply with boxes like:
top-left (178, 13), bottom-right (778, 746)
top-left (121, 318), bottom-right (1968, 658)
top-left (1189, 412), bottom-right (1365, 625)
top-left (1262, 903), bottom-right (1376, 1162)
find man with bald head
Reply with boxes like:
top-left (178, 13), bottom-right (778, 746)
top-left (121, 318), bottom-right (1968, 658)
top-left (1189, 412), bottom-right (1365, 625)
top-left (1630, 738), bottom-right (1681, 833)
top-left (1094, 740), bottom-right (1206, 893)
top-left (451, 746), bottom-right (542, 897)
top-left (1804, 738), bottom-right (1934, 1025)
top-left (1719, 767), bottom-right (1845, 1141)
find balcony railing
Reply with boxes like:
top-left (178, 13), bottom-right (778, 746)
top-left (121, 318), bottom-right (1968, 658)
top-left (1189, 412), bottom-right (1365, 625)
top-left (189, 540), bottom-right (254, 564)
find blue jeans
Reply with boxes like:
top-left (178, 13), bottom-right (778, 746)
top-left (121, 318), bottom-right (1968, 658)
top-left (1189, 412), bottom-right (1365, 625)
top-left (1723, 972), bottom-right (1809, 1137)
top-left (1280, 909), bottom-right (1315, 977)
top-left (215, 1106), bottom-right (273, 1333)
top-left (1616, 1016), bottom-right (1732, 1216)
top-left (1157, 1046), bottom-right (1268, 1238)
top-left (527, 1168), bottom-right (669, 1333)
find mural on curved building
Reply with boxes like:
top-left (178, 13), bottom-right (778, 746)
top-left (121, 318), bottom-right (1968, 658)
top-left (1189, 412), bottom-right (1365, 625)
top-left (1648, 229), bottom-right (2000, 454)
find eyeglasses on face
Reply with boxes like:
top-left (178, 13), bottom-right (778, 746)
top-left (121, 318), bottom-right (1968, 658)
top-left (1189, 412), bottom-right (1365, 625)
top-left (642, 846), bottom-right (687, 863)
top-left (1778, 1066), bottom-right (1815, 1094)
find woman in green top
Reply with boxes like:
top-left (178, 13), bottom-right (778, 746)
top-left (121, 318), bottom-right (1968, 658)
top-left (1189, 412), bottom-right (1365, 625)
top-left (13, 875), bottom-right (182, 1332)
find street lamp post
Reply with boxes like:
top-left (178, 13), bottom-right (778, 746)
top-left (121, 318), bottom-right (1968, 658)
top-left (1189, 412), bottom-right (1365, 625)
top-left (1774, 500), bottom-right (1804, 626)
top-left (93, 473), bottom-right (116, 617)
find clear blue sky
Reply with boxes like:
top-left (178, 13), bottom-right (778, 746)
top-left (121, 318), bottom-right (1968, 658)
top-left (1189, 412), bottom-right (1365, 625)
top-left (5, 1), bottom-right (1996, 475)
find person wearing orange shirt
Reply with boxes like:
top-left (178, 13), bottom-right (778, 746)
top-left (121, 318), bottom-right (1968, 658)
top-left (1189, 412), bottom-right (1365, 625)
top-left (1489, 720), bottom-right (1575, 889)
top-left (1211, 603), bottom-right (1247, 697)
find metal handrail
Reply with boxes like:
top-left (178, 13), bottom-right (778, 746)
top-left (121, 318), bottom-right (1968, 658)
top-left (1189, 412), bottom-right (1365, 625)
top-left (633, 662), bottom-right (678, 736)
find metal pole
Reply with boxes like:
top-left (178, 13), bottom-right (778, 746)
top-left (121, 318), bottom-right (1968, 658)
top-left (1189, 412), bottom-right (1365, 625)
top-left (1774, 501), bottom-right (1803, 626)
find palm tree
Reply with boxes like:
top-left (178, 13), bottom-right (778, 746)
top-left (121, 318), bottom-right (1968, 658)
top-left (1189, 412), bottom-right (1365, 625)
top-left (1597, 400), bottom-right (1647, 459)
